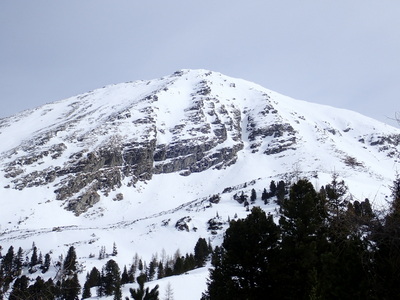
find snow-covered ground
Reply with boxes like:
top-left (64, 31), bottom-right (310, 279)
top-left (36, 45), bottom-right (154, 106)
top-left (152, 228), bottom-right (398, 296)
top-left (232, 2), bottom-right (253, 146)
top-left (0, 69), bottom-right (399, 299)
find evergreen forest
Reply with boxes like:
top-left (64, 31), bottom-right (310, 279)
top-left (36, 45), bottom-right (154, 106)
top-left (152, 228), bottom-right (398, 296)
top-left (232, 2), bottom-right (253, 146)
top-left (1, 175), bottom-right (400, 299)
top-left (202, 176), bottom-right (400, 300)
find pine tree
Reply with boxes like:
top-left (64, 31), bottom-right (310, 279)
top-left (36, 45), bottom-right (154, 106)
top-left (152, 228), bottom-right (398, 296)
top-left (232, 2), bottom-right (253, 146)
top-left (278, 179), bottom-right (325, 299)
top-left (24, 276), bottom-right (58, 299)
top-left (112, 242), bottom-right (118, 256)
top-left (114, 280), bottom-right (122, 300)
top-left (102, 259), bottom-right (121, 296)
top-left (238, 191), bottom-right (247, 204)
top-left (121, 265), bottom-right (130, 284)
top-left (318, 178), bottom-right (371, 299)
top-left (61, 273), bottom-right (81, 300)
top-left (269, 180), bottom-right (277, 197)
top-left (27, 276), bottom-right (47, 299)
top-left (157, 261), bottom-right (164, 279)
top-left (9, 275), bottom-right (29, 300)
top-left (148, 260), bottom-right (156, 281)
top-left (194, 238), bottom-right (210, 267)
top-left (372, 175), bottom-right (400, 298)
top-left (276, 180), bottom-right (286, 204)
top-left (97, 270), bottom-right (106, 297)
top-left (325, 172), bottom-right (349, 221)
top-left (13, 247), bottom-right (23, 276)
top-left (82, 281), bottom-right (92, 299)
top-left (0, 266), bottom-right (4, 300)
top-left (250, 188), bottom-right (257, 203)
top-left (164, 261), bottom-right (173, 278)
top-left (86, 266), bottom-right (101, 288)
top-left (173, 256), bottom-right (184, 275)
top-left (138, 259), bottom-right (144, 274)
top-left (128, 274), bottom-right (159, 300)
top-left (41, 253), bottom-right (51, 273)
top-left (63, 246), bottom-right (78, 276)
top-left (261, 188), bottom-right (268, 204)
top-left (48, 278), bottom-right (60, 299)
top-left (183, 253), bottom-right (196, 272)
top-left (3, 246), bottom-right (14, 283)
top-left (30, 246), bottom-right (38, 268)
top-left (38, 252), bottom-right (43, 265)
top-left (204, 207), bottom-right (280, 299)
top-left (99, 246), bottom-right (107, 260)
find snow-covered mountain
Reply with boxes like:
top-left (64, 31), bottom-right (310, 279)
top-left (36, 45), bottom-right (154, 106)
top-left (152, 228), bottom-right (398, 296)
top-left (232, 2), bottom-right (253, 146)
top-left (0, 69), bottom-right (399, 299)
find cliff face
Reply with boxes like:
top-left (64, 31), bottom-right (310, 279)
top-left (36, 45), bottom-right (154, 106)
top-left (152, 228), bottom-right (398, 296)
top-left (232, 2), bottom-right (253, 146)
top-left (1, 69), bottom-right (399, 215)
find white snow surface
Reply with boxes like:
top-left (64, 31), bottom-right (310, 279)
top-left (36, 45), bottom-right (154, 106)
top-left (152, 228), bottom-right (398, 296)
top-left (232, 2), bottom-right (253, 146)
top-left (0, 69), bottom-right (399, 299)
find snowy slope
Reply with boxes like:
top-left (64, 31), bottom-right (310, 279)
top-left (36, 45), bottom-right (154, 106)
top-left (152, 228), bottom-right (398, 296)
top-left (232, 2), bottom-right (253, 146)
top-left (0, 69), bottom-right (399, 299)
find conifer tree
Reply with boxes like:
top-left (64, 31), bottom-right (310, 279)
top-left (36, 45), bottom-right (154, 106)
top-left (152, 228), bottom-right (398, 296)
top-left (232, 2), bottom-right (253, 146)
top-left (138, 259), bottom-right (144, 274)
top-left (157, 262), bottom-right (164, 279)
top-left (325, 173), bottom-right (349, 221)
top-left (204, 207), bottom-right (280, 299)
top-left (372, 175), bottom-right (400, 298)
top-left (61, 273), bottom-right (81, 300)
top-left (238, 191), bottom-right (247, 204)
top-left (261, 188), bottom-right (268, 204)
top-left (128, 274), bottom-right (159, 300)
top-left (86, 266), bottom-right (101, 288)
top-left (63, 246), bottom-right (78, 276)
top-left (183, 253), bottom-right (196, 272)
top-left (194, 238), bottom-right (210, 267)
top-left (3, 246), bottom-right (15, 287)
top-left (121, 265), bottom-right (130, 284)
top-left (82, 281), bottom-right (92, 299)
top-left (278, 179), bottom-right (325, 299)
top-left (47, 278), bottom-right (60, 300)
top-left (97, 270), bottom-right (106, 297)
top-left (13, 247), bottom-right (23, 276)
top-left (148, 260), bottom-right (156, 281)
top-left (99, 246), bottom-right (107, 260)
top-left (276, 180), bottom-right (286, 204)
top-left (3, 246), bottom-right (14, 274)
top-left (102, 259), bottom-right (121, 296)
top-left (164, 282), bottom-right (174, 300)
top-left (164, 262), bottom-right (173, 278)
top-left (9, 275), bottom-right (29, 300)
top-left (112, 242), bottom-right (118, 256)
top-left (30, 246), bottom-right (38, 268)
top-left (41, 253), bottom-right (51, 273)
top-left (38, 252), bottom-right (43, 265)
top-left (0, 266), bottom-right (4, 300)
top-left (27, 276), bottom-right (47, 299)
top-left (173, 256), bottom-right (184, 275)
top-left (250, 188), bottom-right (257, 203)
top-left (114, 280), bottom-right (122, 300)
top-left (269, 180), bottom-right (277, 196)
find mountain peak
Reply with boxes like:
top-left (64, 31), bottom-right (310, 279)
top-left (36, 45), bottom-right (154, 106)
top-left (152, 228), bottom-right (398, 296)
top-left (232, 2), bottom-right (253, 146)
top-left (0, 70), bottom-right (399, 219)
top-left (1, 71), bottom-right (400, 300)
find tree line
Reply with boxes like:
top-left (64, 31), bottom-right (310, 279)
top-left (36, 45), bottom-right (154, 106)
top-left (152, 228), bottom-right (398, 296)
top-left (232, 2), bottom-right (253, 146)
top-left (0, 236), bottom-right (211, 299)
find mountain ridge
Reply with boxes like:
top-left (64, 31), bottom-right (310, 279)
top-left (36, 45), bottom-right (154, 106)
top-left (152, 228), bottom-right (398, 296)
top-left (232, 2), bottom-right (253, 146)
top-left (0, 69), bottom-right (399, 299)
top-left (1, 69), bottom-right (399, 217)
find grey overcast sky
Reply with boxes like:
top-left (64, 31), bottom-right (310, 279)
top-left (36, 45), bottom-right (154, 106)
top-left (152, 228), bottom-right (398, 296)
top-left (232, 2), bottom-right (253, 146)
top-left (1, 1), bottom-right (399, 125)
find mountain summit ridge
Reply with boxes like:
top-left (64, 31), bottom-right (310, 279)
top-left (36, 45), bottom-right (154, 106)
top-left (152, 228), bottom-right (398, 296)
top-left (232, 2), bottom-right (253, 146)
top-left (0, 68), bottom-right (399, 233)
